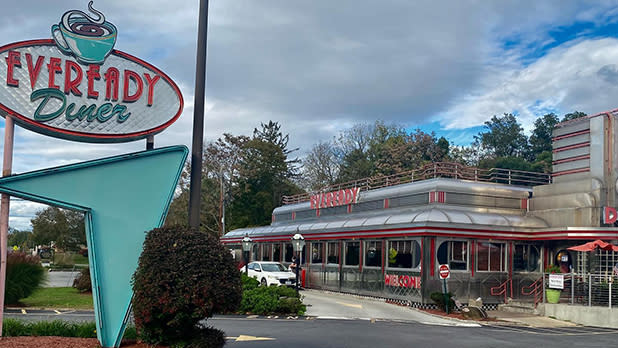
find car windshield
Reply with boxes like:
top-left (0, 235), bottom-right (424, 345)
top-left (261, 263), bottom-right (286, 272)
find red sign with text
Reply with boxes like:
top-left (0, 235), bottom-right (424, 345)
top-left (439, 264), bottom-right (450, 279)
top-left (310, 187), bottom-right (360, 209)
top-left (384, 274), bottom-right (421, 289)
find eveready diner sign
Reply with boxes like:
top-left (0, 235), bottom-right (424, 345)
top-left (310, 187), bottom-right (360, 209)
top-left (0, 2), bottom-right (182, 143)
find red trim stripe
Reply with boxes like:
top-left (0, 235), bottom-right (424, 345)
top-left (552, 154), bottom-right (590, 165)
top-left (552, 167), bottom-right (590, 177)
top-left (553, 141), bottom-right (589, 153)
top-left (552, 129), bottom-right (590, 141)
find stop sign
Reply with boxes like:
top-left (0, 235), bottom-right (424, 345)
top-left (439, 264), bottom-right (450, 279)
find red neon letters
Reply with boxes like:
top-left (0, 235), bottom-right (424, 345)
top-left (384, 274), bottom-right (421, 289)
top-left (4, 51), bottom-right (160, 106)
top-left (310, 187), bottom-right (360, 209)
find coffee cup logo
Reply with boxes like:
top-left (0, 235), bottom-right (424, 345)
top-left (51, 1), bottom-right (117, 65)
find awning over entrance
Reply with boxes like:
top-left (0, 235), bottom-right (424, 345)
top-left (567, 239), bottom-right (618, 252)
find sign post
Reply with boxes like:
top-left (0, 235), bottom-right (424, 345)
top-left (439, 264), bottom-right (451, 314)
top-left (0, 2), bottom-right (185, 346)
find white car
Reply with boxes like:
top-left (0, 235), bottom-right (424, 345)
top-left (246, 261), bottom-right (297, 287)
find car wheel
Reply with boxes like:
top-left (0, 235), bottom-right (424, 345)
top-left (261, 278), bottom-right (267, 286)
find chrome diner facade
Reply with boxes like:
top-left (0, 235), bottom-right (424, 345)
top-left (222, 112), bottom-right (618, 308)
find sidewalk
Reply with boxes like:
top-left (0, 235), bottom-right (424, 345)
top-left (485, 310), bottom-right (578, 327)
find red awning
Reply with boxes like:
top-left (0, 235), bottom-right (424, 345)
top-left (567, 239), bottom-right (618, 252)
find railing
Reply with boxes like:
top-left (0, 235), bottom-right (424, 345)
top-left (490, 278), bottom-right (513, 304)
top-left (521, 277), bottom-right (543, 307)
top-left (542, 272), bottom-right (617, 307)
top-left (283, 162), bottom-right (551, 205)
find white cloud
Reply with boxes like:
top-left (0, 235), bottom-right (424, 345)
top-left (440, 38), bottom-right (618, 132)
top-left (2, 1), bottom-right (618, 228)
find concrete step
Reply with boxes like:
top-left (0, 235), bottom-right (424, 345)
top-left (497, 303), bottom-right (539, 315)
top-left (507, 300), bottom-right (537, 308)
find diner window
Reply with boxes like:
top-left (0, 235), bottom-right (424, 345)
top-left (327, 242), bottom-right (340, 264)
top-left (252, 244), bottom-right (259, 261)
top-left (365, 241), bottom-right (382, 267)
top-left (388, 240), bottom-right (421, 269)
top-left (273, 244), bottom-right (281, 262)
top-left (311, 242), bottom-right (323, 263)
top-left (513, 244), bottom-right (540, 272)
top-left (345, 241), bottom-right (360, 266)
top-left (476, 242), bottom-right (506, 272)
top-left (437, 240), bottom-right (468, 271)
top-left (261, 244), bottom-right (272, 261)
top-left (284, 243), bottom-right (293, 262)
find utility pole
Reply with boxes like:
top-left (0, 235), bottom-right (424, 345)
top-left (188, 0), bottom-right (209, 228)
top-left (219, 166), bottom-right (225, 235)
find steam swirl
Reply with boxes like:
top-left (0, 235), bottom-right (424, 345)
top-left (62, 1), bottom-right (105, 30)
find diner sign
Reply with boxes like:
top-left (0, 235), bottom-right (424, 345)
top-left (0, 2), bottom-right (183, 142)
top-left (384, 274), bottom-right (421, 289)
top-left (310, 187), bottom-right (360, 209)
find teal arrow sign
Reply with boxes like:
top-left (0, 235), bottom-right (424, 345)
top-left (0, 145), bottom-right (188, 347)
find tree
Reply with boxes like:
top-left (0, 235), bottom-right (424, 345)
top-left (301, 141), bottom-right (340, 191)
top-left (8, 228), bottom-right (33, 250)
top-left (30, 207), bottom-right (85, 251)
top-left (529, 113), bottom-right (559, 160)
top-left (335, 123), bottom-right (375, 182)
top-left (561, 111), bottom-right (587, 122)
top-left (474, 113), bottom-right (528, 158)
top-left (165, 133), bottom-right (250, 234)
top-left (229, 138), bottom-right (301, 229)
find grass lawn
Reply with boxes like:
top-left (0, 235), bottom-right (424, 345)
top-left (19, 287), bottom-right (93, 309)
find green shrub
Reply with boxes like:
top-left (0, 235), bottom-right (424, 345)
top-left (430, 291), bottom-right (455, 312)
top-left (3, 319), bottom-right (28, 336)
top-left (242, 273), bottom-right (260, 291)
top-left (240, 285), bottom-right (306, 315)
top-left (132, 226), bottom-right (242, 347)
top-left (72, 267), bottom-right (92, 293)
top-left (5, 252), bottom-right (46, 304)
top-left (2, 319), bottom-right (96, 338)
top-left (3, 319), bottom-right (136, 339)
top-left (240, 287), bottom-right (279, 314)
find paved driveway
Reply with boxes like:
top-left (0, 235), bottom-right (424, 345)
top-left (301, 289), bottom-right (478, 326)
top-left (44, 271), bottom-right (81, 287)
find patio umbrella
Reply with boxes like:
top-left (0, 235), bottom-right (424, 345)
top-left (567, 239), bottom-right (618, 252)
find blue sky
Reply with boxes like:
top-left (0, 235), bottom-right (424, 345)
top-left (4, 1), bottom-right (618, 229)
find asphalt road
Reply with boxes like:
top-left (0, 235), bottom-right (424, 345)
top-left (212, 317), bottom-right (618, 348)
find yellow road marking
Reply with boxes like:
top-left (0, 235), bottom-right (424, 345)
top-left (54, 310), bottom-right (61, 314)
top-left (235, 335), bottom-right (276, 342)
top-left (336, 301), bottom-right (363, 309)
top-left (20, 309), bottom-right (26, 314)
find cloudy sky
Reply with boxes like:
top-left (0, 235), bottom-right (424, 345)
top-left (2, 0), bottom-right (618, 230)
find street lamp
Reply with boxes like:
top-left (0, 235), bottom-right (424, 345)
top-left (241, 234), bottom-right (252, 276)
top-left (291, 233), bottom-right (305, 292)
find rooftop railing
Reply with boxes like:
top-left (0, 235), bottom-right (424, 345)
top-left (282, 162), bottom-right (551, 205)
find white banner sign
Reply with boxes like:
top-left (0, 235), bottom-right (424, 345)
top-left (548, 274), bottom-right (564, 290)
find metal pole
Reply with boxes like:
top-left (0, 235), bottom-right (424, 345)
top-left (442, 278), bottom-right (449, 314)
top-left (0, 116), bottom-right (15, 337)
top-left (188, 0), bottom-right (209, 228)
top-left (295, 254), bottom-right (300, 295)
top-left (146, 135), bottom-right (154, 150)
top-left (588, 274), bottom-right (592, 307)
top-left (219, 166), bottom-right (224, 235)
top-left (244, 251), bottom-right (248, 276)
top-left (571, 271), bottom-right (574, 305)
